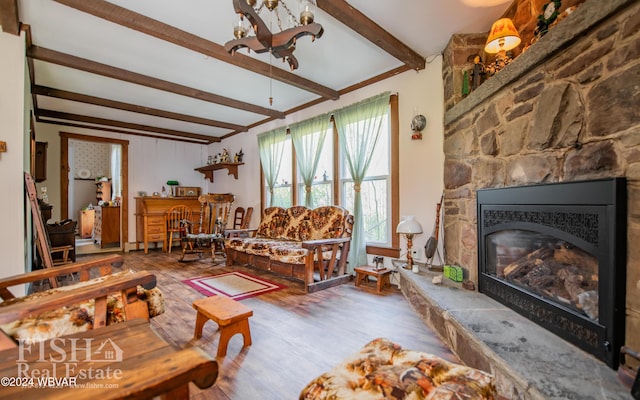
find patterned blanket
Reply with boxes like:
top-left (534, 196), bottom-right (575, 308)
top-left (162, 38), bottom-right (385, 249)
top-left (300, 338), bottom-right (496, 400)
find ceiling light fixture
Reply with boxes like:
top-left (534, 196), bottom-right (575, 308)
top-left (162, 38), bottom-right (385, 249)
top-left (224, 0), bottom-right (323, 71)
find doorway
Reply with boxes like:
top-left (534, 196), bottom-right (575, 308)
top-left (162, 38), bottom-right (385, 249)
top-left (60, 133), bottom-right (129, 254)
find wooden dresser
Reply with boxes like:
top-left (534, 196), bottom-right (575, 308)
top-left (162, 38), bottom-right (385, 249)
top-left (94, 206), bottom-right (120, 248)
top-left (135, 197), bottom-right (200, 254)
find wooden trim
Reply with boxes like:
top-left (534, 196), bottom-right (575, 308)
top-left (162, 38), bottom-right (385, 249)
top-left (27, 46), bottom-right (284, 119)
top-left (37, 109), bottom-right (219, 143)
top-left (60, 132), bottom-right (129, 247)
top-left (332, 118), bottom-right (340, 204)
top-left (53, 0), bottom-right (339, 101)
top-left (32, 85), bottom-right (248, 133)
top-left (317, 0), bottom-right (425, 71)
top-left (0, 0), bottom-right (19, 36)
top-left (390, 94), bottom-right (400, 250)
top-left (36, 118), bottom-right (208, 145)
top-left (365, 245), bottom-right (400, 259)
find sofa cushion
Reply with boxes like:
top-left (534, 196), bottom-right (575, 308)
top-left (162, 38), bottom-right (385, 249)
top-left (0, 271), bottom-right (165, 344)
top-left (256, 207), bottom-right (287, 238)
top-left (309, 206), bottom-right (349, 240)
top-left (300, 338), bottom-right (496, 400)
top-left (282, 206), bottom-right (312, 241)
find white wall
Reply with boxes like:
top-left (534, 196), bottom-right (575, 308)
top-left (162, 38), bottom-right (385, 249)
top-left (210, 57), bottom-right (445, 262)
top-left (0, 31), bottom-right (28, 287)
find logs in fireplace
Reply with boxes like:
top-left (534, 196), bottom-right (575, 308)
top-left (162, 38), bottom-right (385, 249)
top-left (477, 178), bottom-right (626, 368)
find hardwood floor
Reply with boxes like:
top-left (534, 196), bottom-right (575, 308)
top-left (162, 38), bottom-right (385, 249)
top-left (98, 250), bottom-right (459, 399)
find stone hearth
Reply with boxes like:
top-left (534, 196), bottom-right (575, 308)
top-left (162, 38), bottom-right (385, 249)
top-left (399, 267), bottom-right (629, 399)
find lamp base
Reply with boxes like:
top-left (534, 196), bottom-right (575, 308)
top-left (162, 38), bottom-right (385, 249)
top-left (486, 50), bottom-right (513, 76)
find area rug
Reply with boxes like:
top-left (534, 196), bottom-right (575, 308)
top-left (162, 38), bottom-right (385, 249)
top-left (183, 271), bottom-right (286, 300)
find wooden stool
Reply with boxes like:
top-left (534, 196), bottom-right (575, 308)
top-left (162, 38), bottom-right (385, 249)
top-left (192, 296), bottom-right (253, 357)
top-left (354, 266), bottom-right (392, 293)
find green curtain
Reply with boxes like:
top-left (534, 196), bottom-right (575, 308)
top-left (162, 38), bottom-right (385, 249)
top-left (333, 92), bottom-right (390, 271)
top-left (257, 128), bottom-right (287, 207)
top-left (290, 114), bottom-right (330, 207)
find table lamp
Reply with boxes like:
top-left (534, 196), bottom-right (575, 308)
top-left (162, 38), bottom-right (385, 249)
top-left (484, 18), bottom-right (521, 74)
top-left (396, 216), bottom-right (423, 273)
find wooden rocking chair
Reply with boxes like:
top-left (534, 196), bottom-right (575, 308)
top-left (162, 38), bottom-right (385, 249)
top-left (179, 193), bottom-right (235, 263)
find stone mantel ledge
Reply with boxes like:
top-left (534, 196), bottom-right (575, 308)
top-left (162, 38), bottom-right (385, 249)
top-left (444, 0), bottom-right (635, 126)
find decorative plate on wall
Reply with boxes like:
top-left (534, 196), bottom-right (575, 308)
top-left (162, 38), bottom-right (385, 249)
top-left (77, 169), bottom-right (91, 179)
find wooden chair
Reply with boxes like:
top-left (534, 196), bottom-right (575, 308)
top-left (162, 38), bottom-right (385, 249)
top-left (24, 173), bottom-right (74, 279)
top-left (179, 193), bottom-right (234, 262)
top-left (164, 205), bottom-right (192, 253)
top-left (232, 206), bottom-right (253, 229)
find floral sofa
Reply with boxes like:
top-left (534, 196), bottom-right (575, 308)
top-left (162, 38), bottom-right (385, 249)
top-left (0, 256), bottom-right (165, 346)
top-left (225, 205), bottom-right (354, 292)
top-left (300, 338), bottom-right (497, 400)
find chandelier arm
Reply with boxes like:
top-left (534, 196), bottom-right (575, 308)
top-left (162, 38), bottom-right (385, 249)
top-left (232, 0), bottom-right (273, 49)
top-left (224, 36), bottom-right (271, 55)
top-left (270, 23), bottom-right (323, 49)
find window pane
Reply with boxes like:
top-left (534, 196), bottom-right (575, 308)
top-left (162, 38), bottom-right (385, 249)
top-left (343, 178), bottom-right (389, 243)
top-left (366, 115), bottom-right (390, 176)
top-left (299, 182), bottom-right (332, 208)
top-left (266, 138), bottom-right (292, 207)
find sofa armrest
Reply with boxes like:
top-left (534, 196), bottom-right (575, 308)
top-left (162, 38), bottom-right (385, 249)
top-left (301, 237), bottom-right (351, 250)
top-left (0, 254), bottom-right (124, 300)
top-left (0, 270), bottom-right (156, 327)
top-left (225, 228), bottom-right (258, 238)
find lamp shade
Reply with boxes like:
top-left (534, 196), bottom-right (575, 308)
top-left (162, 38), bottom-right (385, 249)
top-left (396, 216), bottom-right (423, 234)
top-left (484, 18), bottom-right (521, 54)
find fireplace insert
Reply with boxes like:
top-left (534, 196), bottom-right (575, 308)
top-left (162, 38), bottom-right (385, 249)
top-left (477, 178), bottom-right (626, 368)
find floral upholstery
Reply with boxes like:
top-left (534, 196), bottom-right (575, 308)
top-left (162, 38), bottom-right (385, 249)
top-left (0, 270), bottom-right (165, 344)
top-left (300, 338), bottom-right (497, 400)
top-left (225, 205), bottom-right (351, 265)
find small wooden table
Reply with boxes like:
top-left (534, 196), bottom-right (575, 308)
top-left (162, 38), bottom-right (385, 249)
top-left (192, 296), bottom-right (253, 358)
top-left (0, 319), bottom-right (218, 399)
top-left (355, 265), bottom-right (393, 293)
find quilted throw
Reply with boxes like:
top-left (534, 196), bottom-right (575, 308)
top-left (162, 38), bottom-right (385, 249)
top-left (300, 338), bottom-right (496, 400)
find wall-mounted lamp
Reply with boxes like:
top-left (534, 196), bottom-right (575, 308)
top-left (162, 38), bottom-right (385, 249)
top-left (396, 216), bottom-right (423, 273)
top-left (484, 18), bottom-right (521, 75)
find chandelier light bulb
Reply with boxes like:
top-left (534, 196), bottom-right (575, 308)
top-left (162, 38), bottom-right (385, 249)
top-left (263, 0), bottom-right (279, 11)
top-left (233, 20), bottom-right (247, 39)
top-left (245, 0), bottom-right (257, 6)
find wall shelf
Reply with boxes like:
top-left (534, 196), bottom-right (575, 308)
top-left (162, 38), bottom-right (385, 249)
top-left (195, 162), bottom-right (244, 182)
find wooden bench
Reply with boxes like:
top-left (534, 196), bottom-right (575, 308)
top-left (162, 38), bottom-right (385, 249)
top-left (192, 296), bottom-right (253, 357)
top-left (0, 319), bottom-right (218, 399)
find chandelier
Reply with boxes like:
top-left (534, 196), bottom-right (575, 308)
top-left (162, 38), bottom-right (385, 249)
top-left (224, 0), bottom-right (324, 71)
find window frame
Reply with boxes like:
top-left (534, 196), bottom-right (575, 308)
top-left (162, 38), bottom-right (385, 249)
top-left (260, 94), bottom-right (400, 256)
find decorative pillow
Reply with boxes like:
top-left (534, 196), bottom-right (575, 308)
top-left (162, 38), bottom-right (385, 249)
top-left (300, 338), bottom-right (496, 400)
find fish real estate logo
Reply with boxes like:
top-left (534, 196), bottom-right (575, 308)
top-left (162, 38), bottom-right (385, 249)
top-left (1, 337), bottom-right (125, 389)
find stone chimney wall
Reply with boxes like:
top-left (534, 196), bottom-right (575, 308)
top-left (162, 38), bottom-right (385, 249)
top-left (442, 0), bottom-right (640, 357)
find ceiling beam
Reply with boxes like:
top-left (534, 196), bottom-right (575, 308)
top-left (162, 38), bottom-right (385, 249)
top-left (28, 46), bottom-right (285, 119)
top-left (0, 0), bottom-right (19, 36)
top-left (317, 0), bottom-right (425, 71)
top-left (37, 109), bottom-right (220, 143)
top-left (32, 85), bottom-right (248, 132)
top-left (36, 118), bottom-right (209, 145)
top-left (53, 0), bottom-right (340, 100)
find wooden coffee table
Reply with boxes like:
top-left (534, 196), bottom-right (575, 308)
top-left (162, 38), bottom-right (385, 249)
top-left (354, 265), bottom-right (393, 293)
top-left (192, 296), bottom-right (253, 357)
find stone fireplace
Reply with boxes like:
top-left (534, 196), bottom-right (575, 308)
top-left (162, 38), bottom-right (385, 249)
top-left (477, 178), bottom-right (626, 368)
top-left (442, 0), bottom-right (640, 365)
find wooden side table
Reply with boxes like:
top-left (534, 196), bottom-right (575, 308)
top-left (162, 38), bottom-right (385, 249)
top-left (355, 265), bottom-right (393, 293)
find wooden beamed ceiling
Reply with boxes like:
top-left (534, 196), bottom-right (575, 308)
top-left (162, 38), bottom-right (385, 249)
top-left (0, 0), bottom-right (19, 36)
top-left (24, 0), bottom-right (426, 143)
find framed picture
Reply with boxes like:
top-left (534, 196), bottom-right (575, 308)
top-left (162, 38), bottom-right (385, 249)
top-left (175, 186), bottom-right (201, 197)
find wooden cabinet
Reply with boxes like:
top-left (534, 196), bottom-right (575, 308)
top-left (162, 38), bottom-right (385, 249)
top-left (79, 209), bottom-right (95, 239)
top-left (135, 197), bottom-right (201, 254)
top-left (96, 181), bottom-right (112, 203)
top-left (94, 206), bottom-right (120, 248)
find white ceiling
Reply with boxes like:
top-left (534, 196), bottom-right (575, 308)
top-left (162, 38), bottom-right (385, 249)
top-left (17, 0), bottom-right (511, 143)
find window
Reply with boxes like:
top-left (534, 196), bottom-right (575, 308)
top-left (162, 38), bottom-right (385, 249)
top-left (267, 137), bottom-right (292, 207)
top-left (260, 93), bottom-right (398, 252)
